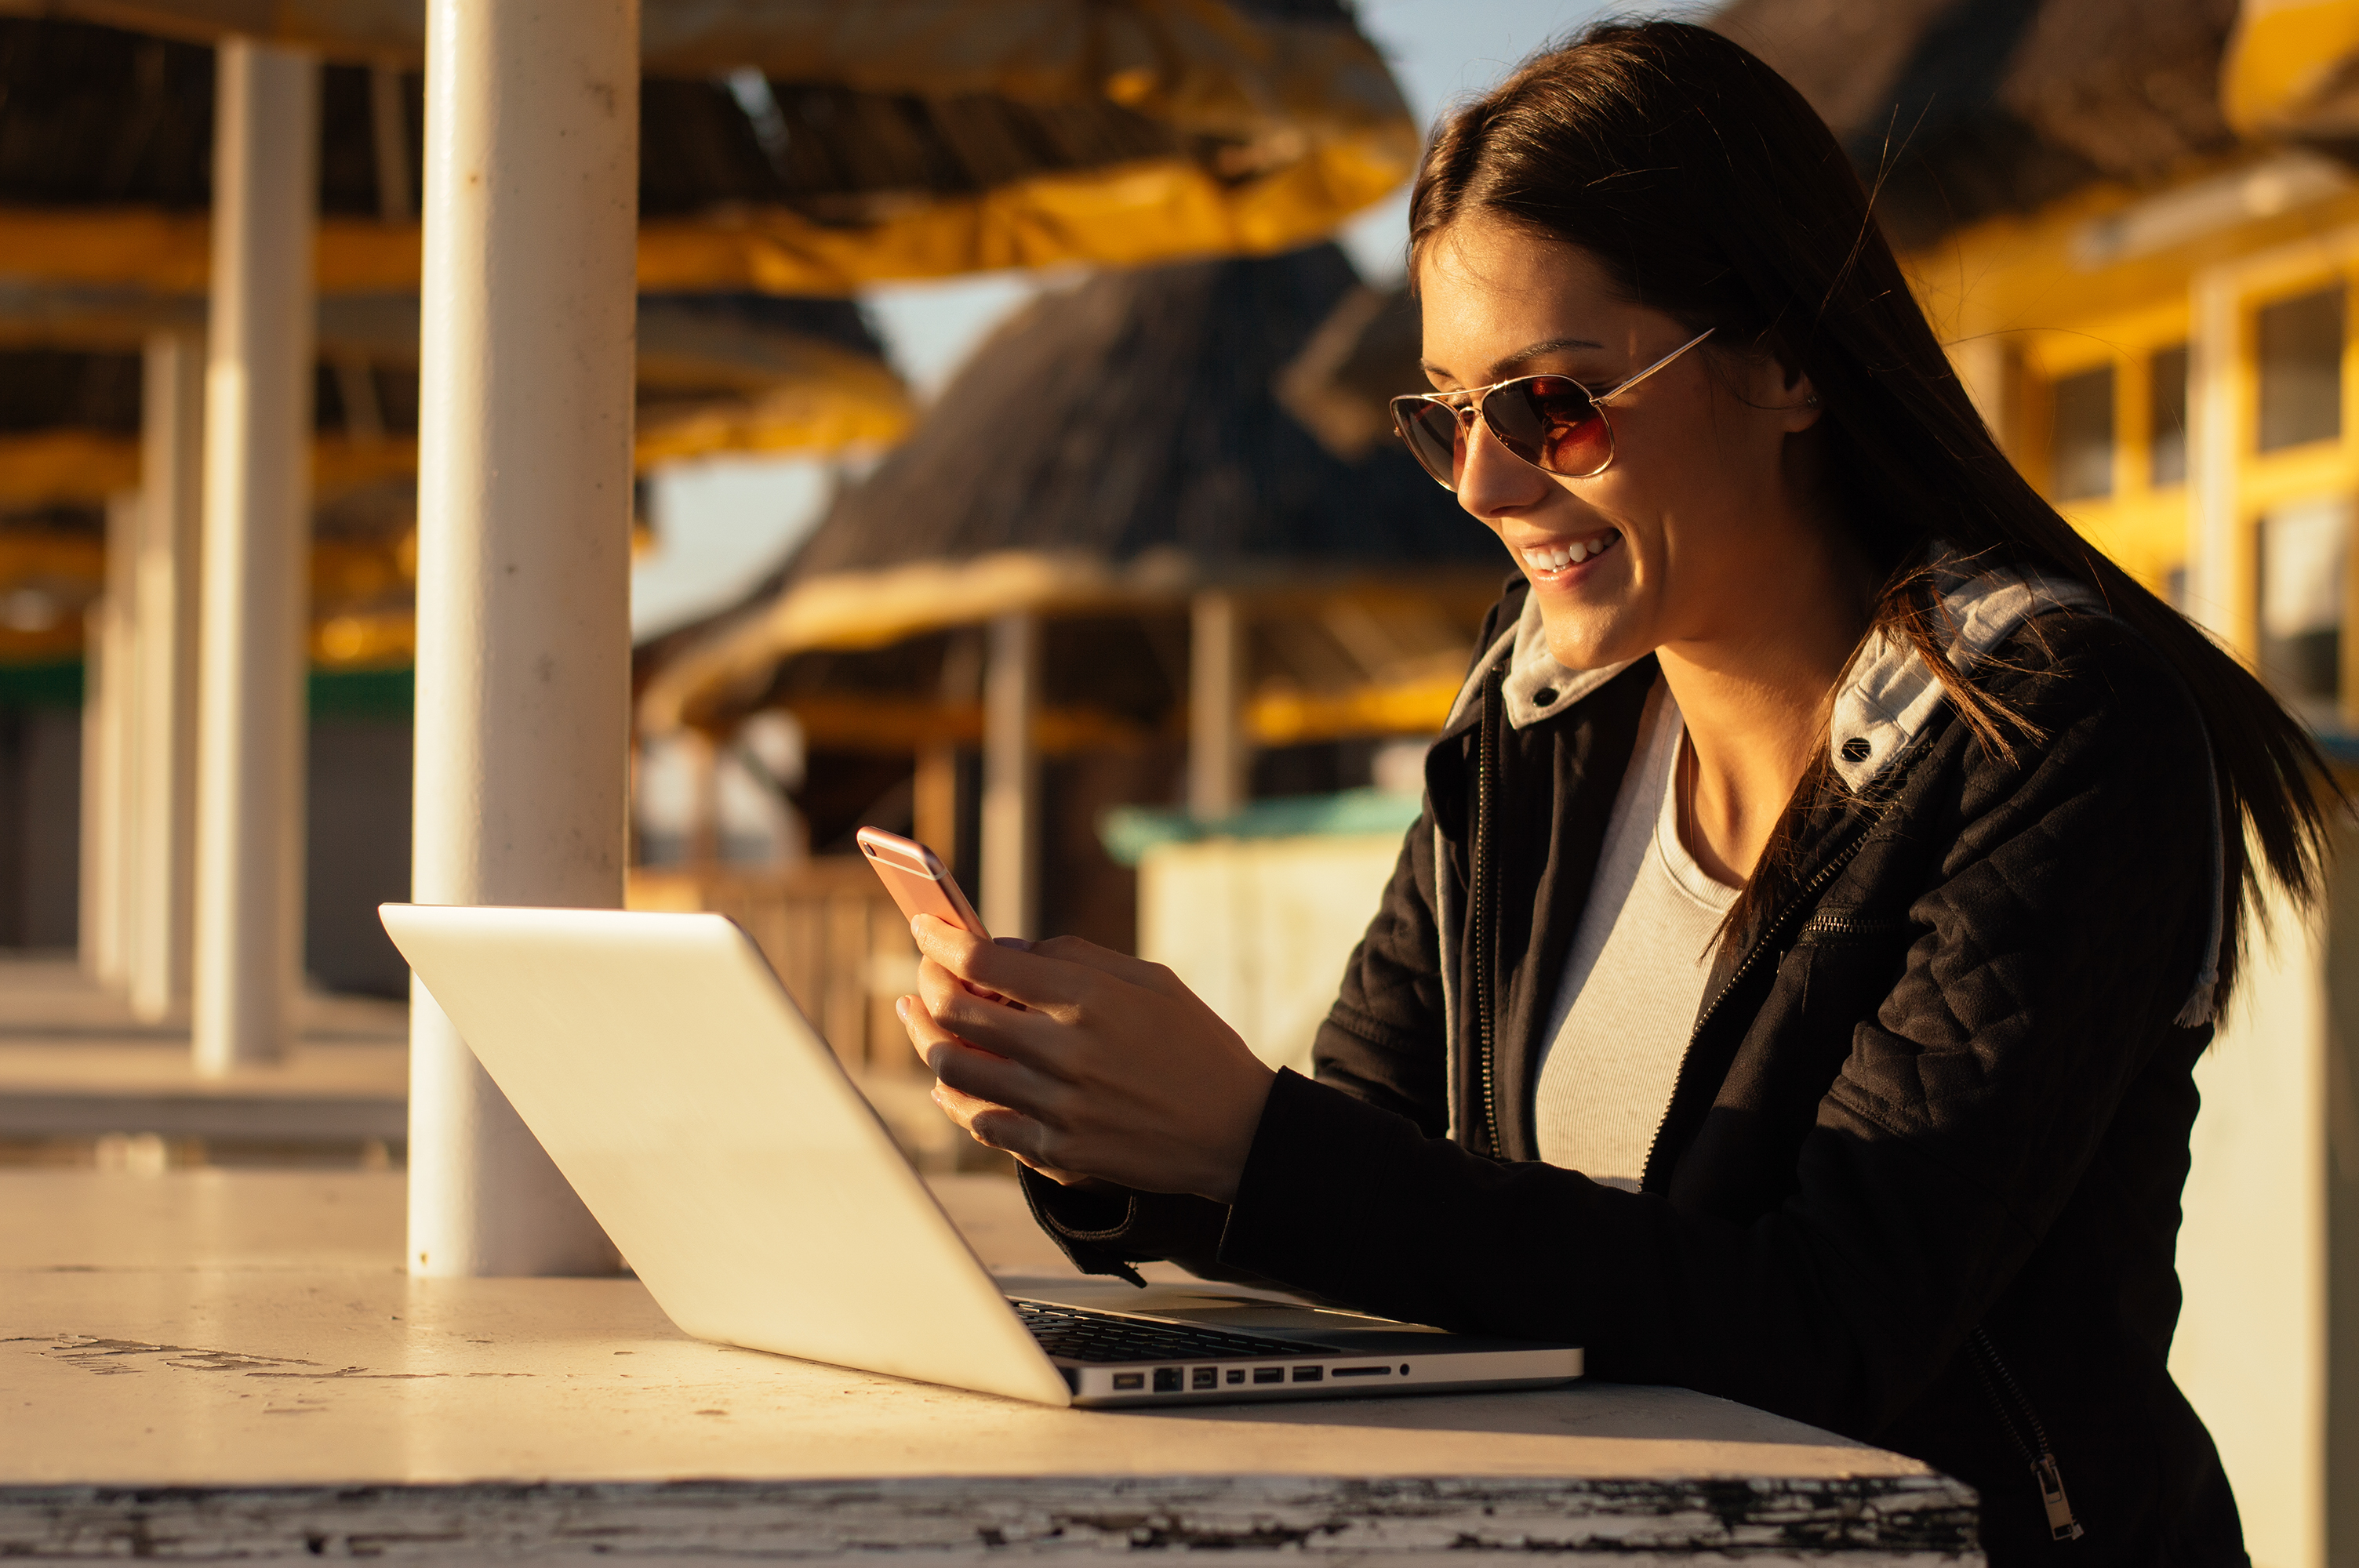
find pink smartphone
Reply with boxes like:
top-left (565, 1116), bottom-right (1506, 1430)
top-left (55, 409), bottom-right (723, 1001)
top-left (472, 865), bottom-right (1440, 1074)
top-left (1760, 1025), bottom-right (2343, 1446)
top-left (856, 827), bottom-right (988, 938)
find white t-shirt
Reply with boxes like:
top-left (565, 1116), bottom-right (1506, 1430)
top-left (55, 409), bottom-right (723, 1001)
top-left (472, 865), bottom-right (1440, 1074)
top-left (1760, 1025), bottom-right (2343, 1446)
top-left (1532, 681), bottom-right (1738, 1188)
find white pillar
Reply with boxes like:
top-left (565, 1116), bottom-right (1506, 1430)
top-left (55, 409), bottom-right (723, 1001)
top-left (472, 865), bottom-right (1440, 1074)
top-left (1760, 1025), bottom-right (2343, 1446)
top-left (980, 612), bottom-right (1040, 939)
top-left (192, 38), bottom-right (317, 1075)
top-left (1188, 590), bottom-right (1248, 819)
top-left (407, 0), bottom-right (638, 1278)
top-left (79, 494), bottom-right (141, 987)
top-left (126, 332), bottom-right (205, 1022)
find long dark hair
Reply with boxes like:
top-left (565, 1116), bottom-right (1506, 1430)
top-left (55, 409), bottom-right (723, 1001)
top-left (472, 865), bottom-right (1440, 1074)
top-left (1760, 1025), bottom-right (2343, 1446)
top-left (1408, 19), bottom-right (2337, 1002)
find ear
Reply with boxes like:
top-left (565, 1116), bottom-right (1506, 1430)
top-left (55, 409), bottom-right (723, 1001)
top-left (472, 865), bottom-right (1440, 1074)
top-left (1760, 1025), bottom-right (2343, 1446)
top-left (1772, 359), bottom-right (1822, 434)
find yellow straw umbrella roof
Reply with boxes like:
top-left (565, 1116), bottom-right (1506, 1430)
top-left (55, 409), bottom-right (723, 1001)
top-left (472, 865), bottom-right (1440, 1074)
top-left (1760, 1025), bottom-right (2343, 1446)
top-left (638, 243), bottom-right (1506, 738)
top-left (0, 13), bottom-right (916, 463)
top-left (1714, 0), bottom-right (2251, 247)
top-left (0, 1), bottom-right (1418, 292)
top-left (2223, 0), bottom-right (2359, 149)
top-left (0, 290), bottom-right (908, 509)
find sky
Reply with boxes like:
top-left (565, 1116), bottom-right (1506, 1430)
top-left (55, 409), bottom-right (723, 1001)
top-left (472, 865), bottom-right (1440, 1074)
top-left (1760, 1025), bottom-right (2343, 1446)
top-left (631, 0), bottom-right (1692, 641)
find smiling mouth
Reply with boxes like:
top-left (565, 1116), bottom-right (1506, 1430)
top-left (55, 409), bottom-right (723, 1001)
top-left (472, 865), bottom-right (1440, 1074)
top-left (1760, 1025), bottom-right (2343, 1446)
top-left (1518, 528), bottom-right (1622, 576)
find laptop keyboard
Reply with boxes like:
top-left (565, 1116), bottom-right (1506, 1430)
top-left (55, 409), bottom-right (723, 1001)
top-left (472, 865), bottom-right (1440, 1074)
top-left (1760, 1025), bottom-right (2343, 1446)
top-left (1011, 1298), bottom-right (1336, 1364)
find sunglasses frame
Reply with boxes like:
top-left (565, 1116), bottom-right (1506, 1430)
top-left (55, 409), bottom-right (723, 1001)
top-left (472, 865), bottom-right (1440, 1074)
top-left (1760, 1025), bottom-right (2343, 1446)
top-left (1390, 326), bottom-right (1717, 490)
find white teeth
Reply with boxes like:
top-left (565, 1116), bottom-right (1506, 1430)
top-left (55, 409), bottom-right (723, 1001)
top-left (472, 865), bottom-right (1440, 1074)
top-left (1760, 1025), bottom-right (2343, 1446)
top-left (1523, 535), bottom-right (1615, 572)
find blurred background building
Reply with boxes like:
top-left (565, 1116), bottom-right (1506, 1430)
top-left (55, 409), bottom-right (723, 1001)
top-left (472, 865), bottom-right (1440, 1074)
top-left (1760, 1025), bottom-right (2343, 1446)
top-left (2, 0), bottom-right (2357, 1555)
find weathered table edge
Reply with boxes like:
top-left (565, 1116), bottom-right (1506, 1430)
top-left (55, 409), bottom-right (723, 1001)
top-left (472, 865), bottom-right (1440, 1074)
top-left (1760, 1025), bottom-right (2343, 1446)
top-left (1, 1473), bottom-right (1981, 1560)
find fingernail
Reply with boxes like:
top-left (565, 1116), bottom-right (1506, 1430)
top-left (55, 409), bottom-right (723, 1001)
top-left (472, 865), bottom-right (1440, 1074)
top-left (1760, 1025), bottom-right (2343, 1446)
top-left (894, 996), bottom-right (910, 1022)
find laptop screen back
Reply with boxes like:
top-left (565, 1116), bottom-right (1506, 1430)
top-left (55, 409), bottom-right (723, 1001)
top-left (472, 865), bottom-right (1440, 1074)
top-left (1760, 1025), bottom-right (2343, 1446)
top-left (380, 902), bottom-right (1071, 1405)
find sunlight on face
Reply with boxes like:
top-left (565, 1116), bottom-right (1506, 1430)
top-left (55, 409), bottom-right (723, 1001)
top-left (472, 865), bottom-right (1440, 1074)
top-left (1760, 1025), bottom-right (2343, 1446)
top-left (1413, 213), bottom-right (1826, 673)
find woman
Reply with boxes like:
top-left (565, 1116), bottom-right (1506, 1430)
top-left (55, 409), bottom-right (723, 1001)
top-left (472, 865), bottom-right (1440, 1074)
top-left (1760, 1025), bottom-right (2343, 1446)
top-left (894, 21), bottom-right (2332, 1563)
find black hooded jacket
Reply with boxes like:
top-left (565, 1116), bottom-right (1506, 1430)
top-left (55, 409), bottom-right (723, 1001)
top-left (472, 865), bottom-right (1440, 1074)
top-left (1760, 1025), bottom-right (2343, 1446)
top-left (1023, 568), bottom-right (2247, 1565)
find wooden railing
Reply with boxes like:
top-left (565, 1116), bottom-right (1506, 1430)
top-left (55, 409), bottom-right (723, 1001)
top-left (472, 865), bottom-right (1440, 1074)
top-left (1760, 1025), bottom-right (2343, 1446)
top-left (626, 858), bottom-right (995, 1171)
top-left (627, 858), bottom-right (920, 1081)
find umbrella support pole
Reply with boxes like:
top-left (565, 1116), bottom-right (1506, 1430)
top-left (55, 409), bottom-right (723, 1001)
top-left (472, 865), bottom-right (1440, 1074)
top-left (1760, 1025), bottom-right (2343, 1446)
top-left (191, 39), bottom-right (318, 1076)
top-left (127, 333), bottom-right (205, 1024)
top-left (1189, 591), bottom-right (1249, 821)
top-left (982, 612), bottom-right (1041, 940)
top-left (78, 497), bottom-right (139, 993)
top-left (405, 0), bottom-right (639, 1277)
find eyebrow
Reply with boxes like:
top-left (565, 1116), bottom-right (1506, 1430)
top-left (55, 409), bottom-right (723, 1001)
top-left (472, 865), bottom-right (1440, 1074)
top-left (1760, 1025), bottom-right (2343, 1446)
top-left (1418, 336), bottom-right (1608, 385)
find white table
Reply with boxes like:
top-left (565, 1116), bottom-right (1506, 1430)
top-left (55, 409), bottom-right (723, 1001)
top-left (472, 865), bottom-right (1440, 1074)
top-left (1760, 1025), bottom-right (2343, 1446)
top-left (0, 1170), bottom-right (1977, 1563)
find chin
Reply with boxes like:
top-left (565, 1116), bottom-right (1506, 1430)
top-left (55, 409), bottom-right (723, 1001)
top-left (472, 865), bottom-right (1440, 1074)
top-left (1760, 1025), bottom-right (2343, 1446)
top-left (1539, 608), bottom-right (1642, 674)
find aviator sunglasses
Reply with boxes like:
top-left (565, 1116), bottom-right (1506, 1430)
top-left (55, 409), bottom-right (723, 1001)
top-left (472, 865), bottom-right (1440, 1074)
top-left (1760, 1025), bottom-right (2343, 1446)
top-left (1390, 327), bottom-right (1716, 491)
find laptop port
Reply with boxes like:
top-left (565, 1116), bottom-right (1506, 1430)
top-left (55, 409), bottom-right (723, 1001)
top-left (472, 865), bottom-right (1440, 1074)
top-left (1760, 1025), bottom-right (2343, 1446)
top-left (1226, 1370), bottom-right (1245, 1385)
top-left (1330, 1365), bottom-right (1390, 1377)
top-left (1153, 1368), bottom-right (1183, 1392)
top-left (1113, 1373), bottom-right (1144, 1391)
top-left (1190, 1367), bottom-right (1219, 1390)
top-left (1292, 1367), bottom-right (1324, 1382)
top-left (1252, 1367), bottom-right (1285, 1385)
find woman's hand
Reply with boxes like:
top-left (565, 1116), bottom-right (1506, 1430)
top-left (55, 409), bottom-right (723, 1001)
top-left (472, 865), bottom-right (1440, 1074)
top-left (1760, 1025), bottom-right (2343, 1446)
top-left (896, 915), bottom-right (1277, 1203)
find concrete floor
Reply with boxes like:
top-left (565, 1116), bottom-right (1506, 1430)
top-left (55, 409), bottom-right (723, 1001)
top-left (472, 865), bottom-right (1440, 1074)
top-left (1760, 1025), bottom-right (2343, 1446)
top-left (0, 956), bottom-right (986, 1172)
top-left (0, 955), bottom-right (405, 1163)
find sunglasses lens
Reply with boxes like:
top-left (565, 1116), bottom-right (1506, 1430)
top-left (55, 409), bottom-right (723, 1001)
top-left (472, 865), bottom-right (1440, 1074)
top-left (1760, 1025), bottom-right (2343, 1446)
top-left (1486, 377), bottom-right (1610, 476)
top-left (1391, 397), bottom-right (1467, 490)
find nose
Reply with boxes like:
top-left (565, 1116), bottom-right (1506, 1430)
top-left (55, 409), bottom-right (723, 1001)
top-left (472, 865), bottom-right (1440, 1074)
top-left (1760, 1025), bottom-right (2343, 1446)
top-left (1454, 405), bottom-right (1550, 523)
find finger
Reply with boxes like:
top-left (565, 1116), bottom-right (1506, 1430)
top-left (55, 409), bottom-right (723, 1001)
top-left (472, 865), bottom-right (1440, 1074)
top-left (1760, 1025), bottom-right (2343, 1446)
top-left (900, 987), bottom-right (1064, 1114)
top-left (899, 985), bottom-right (1016, 1077)
top-left (900, 1002), bottom-right (1081, 1182)
top-left (896, 989), bottom-right (996, 1073)
top-left (911, 915), bottom-right (1071, 1010)
top-left (965, 1098), bottom-right (1061, 1169)
top-left (929, 1029), bottom-right (1060, 1117)
top-left (917, 956), bottom-right (1063, 1065)
top-left (929, 1073), bottom-right (1006, 1129)
top-left (932, 1083), bottom-right (1078, 1179)
top-left (896, 993), bottom-right (934, 1072)
top-left (929, 1074), bottom-right (1094, 1184)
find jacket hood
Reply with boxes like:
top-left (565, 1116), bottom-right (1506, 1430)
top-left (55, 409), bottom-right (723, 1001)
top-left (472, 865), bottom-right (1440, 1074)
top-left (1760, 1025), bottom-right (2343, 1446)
top-left (1435, 548), bottom-right (2222, 1023)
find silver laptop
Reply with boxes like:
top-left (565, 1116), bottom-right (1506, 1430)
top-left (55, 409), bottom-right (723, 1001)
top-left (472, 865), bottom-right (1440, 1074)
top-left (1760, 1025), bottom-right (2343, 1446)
top-left (379, 902), bottom-right (1582, 1408)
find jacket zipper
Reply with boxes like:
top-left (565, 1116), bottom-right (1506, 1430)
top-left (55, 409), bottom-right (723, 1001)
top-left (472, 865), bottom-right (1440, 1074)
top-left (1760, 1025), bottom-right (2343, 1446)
top-left (1473, 664), bottom-right (1505, 1156)
top-left (1635, 812), bottom-right (1880, 1185)
top-left (1794, 909), bottom-right (1903, 942)
top-left (1969, 1329), bottom-right (2085, 1542)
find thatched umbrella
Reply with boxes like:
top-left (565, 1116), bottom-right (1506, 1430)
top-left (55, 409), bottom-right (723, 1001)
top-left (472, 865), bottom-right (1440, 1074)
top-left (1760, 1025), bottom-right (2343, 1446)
top-left (0, 1), bottom-right (1418, 292)
top-left (0, 14), bottom-right (915, 460)
top-left (0, 291), bottom-right (904, 505)
top-left (640, 243), bottom-right (1499, 742)
top-left (1713, 0), bottom-right (2248, 247)
top-left (0, 289), bottom-right (897, 668)
top-left (2223, 0), bottom-right (2359, 154)
top-left (634, 242), bottom-right (1503, 938)
top-left (1273, 0), bottom-right (2261, 467)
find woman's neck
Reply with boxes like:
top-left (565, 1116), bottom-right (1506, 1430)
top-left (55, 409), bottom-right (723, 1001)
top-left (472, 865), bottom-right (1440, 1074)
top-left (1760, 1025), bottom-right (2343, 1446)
top-left (1655, 546), bottom-right (1873, 887)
